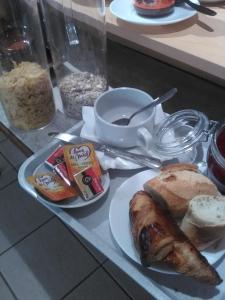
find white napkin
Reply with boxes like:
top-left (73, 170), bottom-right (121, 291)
top-left (80, 105), bottom-right (166, 170)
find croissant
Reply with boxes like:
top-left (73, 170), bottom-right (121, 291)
top-left (129, 190), bottom-right (222, 285)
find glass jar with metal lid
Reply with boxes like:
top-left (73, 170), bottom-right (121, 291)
top-left (151, 109), bottom-right (215, 170)
top-left (207, 120), bottom-right (225, 193)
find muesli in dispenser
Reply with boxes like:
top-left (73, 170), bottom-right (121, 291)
top-left (0, 0), bottom-right (55, 131)
top-left (41, 0), bottom-right (108, 119)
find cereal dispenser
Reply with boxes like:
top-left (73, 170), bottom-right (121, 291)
top-left (41, 0), bottom-right (108, 119)
top-left (0, 0), bottom-right (55, 131)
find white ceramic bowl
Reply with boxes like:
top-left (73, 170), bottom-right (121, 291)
top-left (94, 87), bottom-right (156, 149)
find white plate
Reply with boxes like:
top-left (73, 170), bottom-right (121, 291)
top-left (33, 162), bottom-right (110, 209)
top-left (109, 169), bottom-right (225, 274)
top-left (110, 0), bottom-right (198, 26)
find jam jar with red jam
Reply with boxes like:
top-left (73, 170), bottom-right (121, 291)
top-left (207, 120), bottom-right (225, 193)
top-left (133, 0), bottom-right (175, 17)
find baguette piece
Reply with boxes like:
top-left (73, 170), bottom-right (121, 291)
top-left (129, 191), bottom-right (222, 285)
top-left (144, 163), bottom-right (220, 218)
top-left (180, 195), bottom-right (225, 250)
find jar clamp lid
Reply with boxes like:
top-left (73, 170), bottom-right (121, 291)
top-left (152, 109), bottom-right (210, 157)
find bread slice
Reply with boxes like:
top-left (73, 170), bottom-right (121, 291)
top-left (144, 163), bottom-right (220, 218)
top-left (180, 195), bottom-right (225, 250)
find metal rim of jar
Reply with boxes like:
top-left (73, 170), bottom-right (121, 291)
top-left (210, 121), bottom-right (225, 168)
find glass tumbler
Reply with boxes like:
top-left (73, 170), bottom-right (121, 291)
top-left (0, 0), bottom-right (55, 131)
top-left (151, 109), bottom-right (212, 169)
top-left (41, 0), bottom-right (108, 119)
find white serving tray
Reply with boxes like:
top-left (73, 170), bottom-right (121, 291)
top-left (18, 125), bottom-right (225, 300)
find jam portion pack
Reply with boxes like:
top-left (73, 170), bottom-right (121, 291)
top-left (45, 145), bottom-right (70, 186)
top-left (73, 167), bottom-right (104, 201)
top-left (45, 145), bottom-right (65, 167)
top-left (28, 142), bottom-right (104, 202)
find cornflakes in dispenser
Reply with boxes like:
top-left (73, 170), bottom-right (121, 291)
top-left (64, 143), bottom-right (102, 181)
top-left (27, 172), bottom-right (79, 202)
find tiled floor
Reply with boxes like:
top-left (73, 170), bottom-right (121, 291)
top-left (0, 129), bottom-right (154, 300)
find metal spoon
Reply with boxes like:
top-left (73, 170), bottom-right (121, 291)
top-left (112, 87), bottom-right (177, 126)
top-left (175, 0), bottom-right (217, 16)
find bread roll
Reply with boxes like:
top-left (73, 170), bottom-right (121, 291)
top-left (180, 195), bottom-right (225, 250)
top-left (144, 163), bottom-right (220, 218)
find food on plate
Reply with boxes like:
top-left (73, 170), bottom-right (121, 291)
top-left (45, 145), bottom-right (70, 185)
top-left (53, 162), bottom-right (71, 186)
top-left (129, 190), bottom-right (222, 285)
top-left (27, 172), bottom-right (78, 202)
top-left (180, 195), bottom-right (225, 250)
top-left (29, 143), bottom-right (105, 202)
top-left (144, 163), bottom-right (220, 218)
top-left (133, 0), bottom-right (175, 17)
top-left (73, 167), bottom-right (104, 201)
top-left (0, 61), bottom-right (55, 130)
top-left (45, 145), bottom-right (65, 168)
top-left (64, 143), bottom-right (102, 181)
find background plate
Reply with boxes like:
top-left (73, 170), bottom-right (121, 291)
top-left (110, 0), bottom-right (198, 26)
